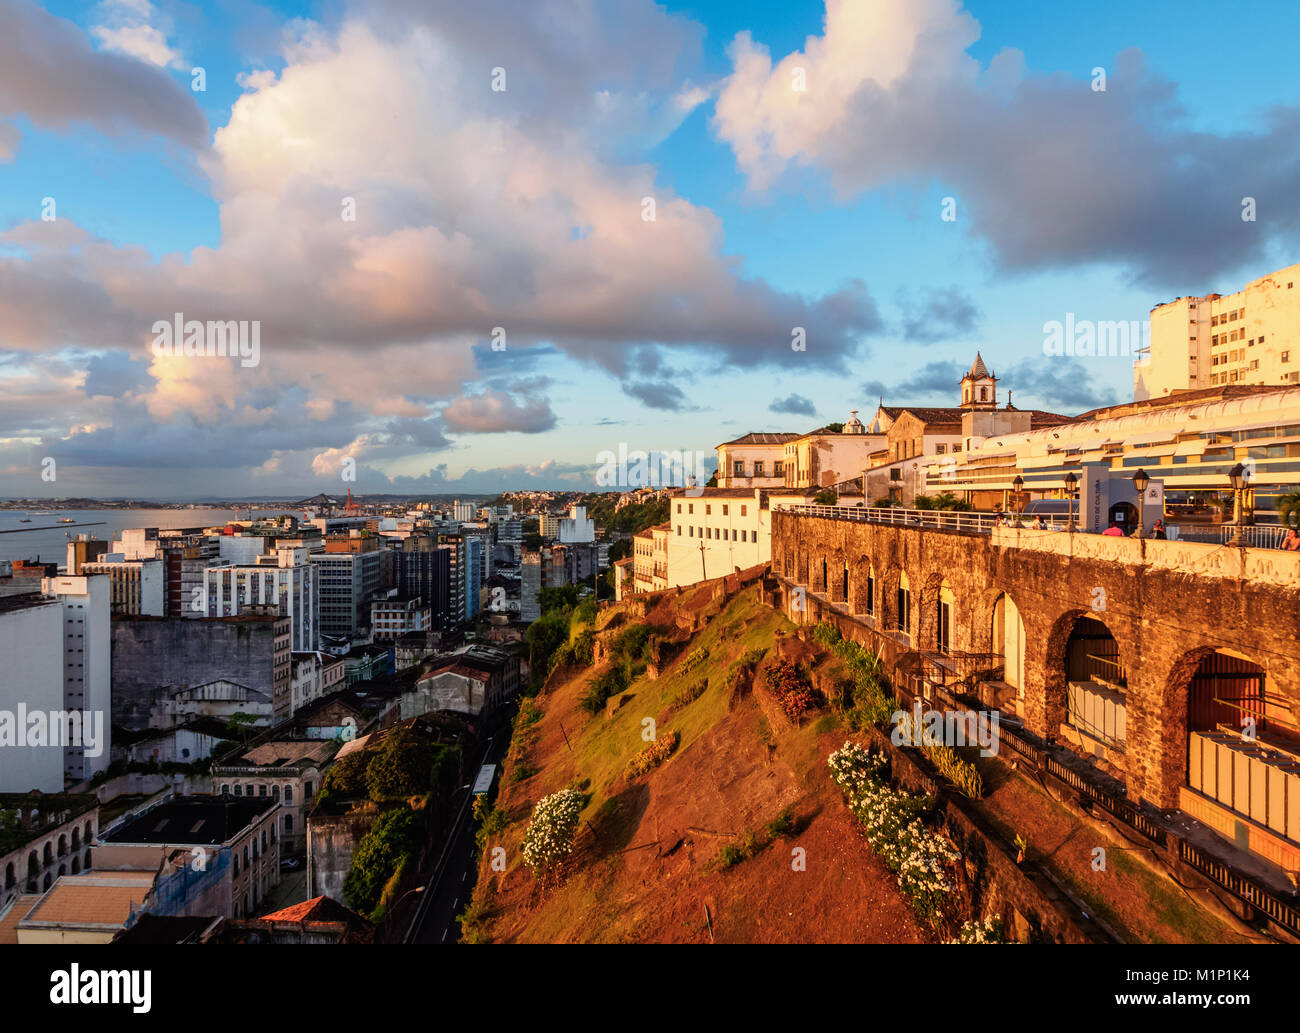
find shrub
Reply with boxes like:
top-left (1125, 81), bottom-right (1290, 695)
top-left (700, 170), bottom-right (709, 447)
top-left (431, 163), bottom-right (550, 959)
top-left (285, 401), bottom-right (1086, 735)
top-left (580, 666), bottom-right (628, 716)
top-left (521, 787), bottom-right (585, 876)
top-left (766, 806), bottom-right (795, 839)
top-left (814, 624), bottom-right (894, 730)
top-left (828, 740), bottom-right (960, 928)
top-left (894, 711), bottom-right (984, 799)
top-left (767, 659), bottom-right (818, 719)
top-left (679, 645), bottom-right (710, 675)
top-left (624, 730), bottom-right (680, 780)
top-left (948, 915), bottom-right (1008, 944)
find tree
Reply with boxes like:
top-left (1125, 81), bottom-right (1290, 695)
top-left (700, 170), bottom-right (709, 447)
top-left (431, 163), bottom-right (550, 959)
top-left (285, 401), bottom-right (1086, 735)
top-left (343, 807), bottom-right (422, 916)
top-left (812, 489), bottom-right (837, 505)
top-left (1277, 491), bottom-right (1300, 529)
top-left (705, 470), bottom-right (718, 487)
top-left (365, 727), bottom-right (437, 800)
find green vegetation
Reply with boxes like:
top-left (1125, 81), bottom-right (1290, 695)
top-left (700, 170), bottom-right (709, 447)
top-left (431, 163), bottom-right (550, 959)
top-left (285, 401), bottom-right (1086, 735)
top-left (344, 807), bottom-right (422, 918)
top-left (579, 495), bottom-right (670, 535)
top-left (580, 623), bottom-right (656, 716)
top-left (316, 728), bottom-right (459, 807)
top-left (715, 806), bottom-right (795, 870)
top-left (521, 787), bottom-right (587, 877)
top-left (1278, 491), bottom-right (1300, 529)
top-left (623, 730), bottom-right (680, 780)
top-left (812, 623), bottom-right (894, 730)
top-left (913, 493), bottom-right (973, 511)
top-left (812, 489), bottom-right (837, 506)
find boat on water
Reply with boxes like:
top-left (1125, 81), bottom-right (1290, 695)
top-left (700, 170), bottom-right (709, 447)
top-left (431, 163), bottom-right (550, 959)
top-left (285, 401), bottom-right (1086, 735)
top-left (58, 517), bottom-right (75, 523)
top-left (18, 518), bottom-right (31, 523)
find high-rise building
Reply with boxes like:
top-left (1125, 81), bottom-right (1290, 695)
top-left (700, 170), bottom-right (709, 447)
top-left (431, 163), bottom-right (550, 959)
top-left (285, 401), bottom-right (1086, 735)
top-left (78, 556), bottom-right (165, 616)
top-left (1136, 262), bottom-right (1300, 400)
top-left (40, 575), bottom-right (113, 784)
top-left (0, 594), bottom-right (65, 791)
top-left (395, 538), bottom-right (453, 630)
top-left (308, 544), bottom-right (382, 645)
top-left (204, 547), bottom-right (317, 651)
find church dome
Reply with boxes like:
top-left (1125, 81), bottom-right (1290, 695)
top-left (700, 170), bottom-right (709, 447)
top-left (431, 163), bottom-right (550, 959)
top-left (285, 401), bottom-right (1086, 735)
top-left (842, 409), bottom-right (866, 434)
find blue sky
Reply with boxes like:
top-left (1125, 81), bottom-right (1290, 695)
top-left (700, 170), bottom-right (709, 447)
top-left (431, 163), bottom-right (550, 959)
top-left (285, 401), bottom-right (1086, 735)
top-left (2, 0), bottom-right (1299, 497)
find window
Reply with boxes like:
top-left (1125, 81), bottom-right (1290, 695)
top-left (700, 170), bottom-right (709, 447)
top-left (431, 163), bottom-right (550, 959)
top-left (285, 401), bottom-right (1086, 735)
top-left (733, 461), bottom-right (744, 475)
top-left (284, 786), bottom-right (293, 804)
top-left (689, 526), bottom-right (693, 536)
top-left (935, 444), bottom-right (946, 454)
top-left (285, 814), bottom-right (293, 834)
top-left (774, 461), bottom-right (784, 476)
top-left (1284, 351), bottom-right (1292, 363)
top-left (740, 506), bottom-right (747, 516)
top-left (952, 443), bottom-right (962, 453)
top-left (722, 505), bottom-right (728, 516)
top-left (676, 504), bottom-right (681, 513)
top-left (221, 784), bottom-right (230, 795)
top-left (754, 461), bottom-right (764, 476)
top-left (688, 504), bottom-right (693, 514)
top-left (705, 505), bottom-right (711, 515)
top-left (676, 526), bottom-right (681, 536)
top-left (979, 387), bottom-right (988, 401)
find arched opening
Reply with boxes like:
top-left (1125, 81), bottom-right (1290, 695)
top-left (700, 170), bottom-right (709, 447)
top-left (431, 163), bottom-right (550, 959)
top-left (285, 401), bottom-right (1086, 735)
top-left (4, 862), bottom-right (14, 890)
top-left (1064, 616), bottom-right (1127, 750)
top-left (42, 843), bottom-right (53, 865)
top-left (837, 560), bottom-right (849, 604)
top-left (1178, 650), bottom-right (1293, 829)
top-left (1108, 500), bottom-right (1137, 530)
top-left (83, 822), bottom-right (92, 845)
top-left (895, 571), bottom-right (912, 639)
top-left (817, 556), bottom-right (828, 594)
top-left (57, 835), bottom-right (67, 857)
top-left (71, 857), bottom-right (81, 875)
top-left (865, 564), bottom-right (875, 617)
top-left (991, 593), bottom-right (1026, 697)
top-left (42, 873), bottom-right (52, 891)
top-left (71, 829), bottom-right (80, 851)
top-left (934, 579), bottom-right (954, 654)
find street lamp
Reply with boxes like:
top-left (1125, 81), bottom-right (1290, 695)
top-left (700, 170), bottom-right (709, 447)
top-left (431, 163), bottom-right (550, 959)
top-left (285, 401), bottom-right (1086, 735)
top-left (1063, 472), bottom-right (1078, 533)
top-left (1226, 462), bottom-right (1251, 545)
top-left (1132, 468), bottom-right (1149, 539)
top-left (1011, 475), bottom-right (1025, 525)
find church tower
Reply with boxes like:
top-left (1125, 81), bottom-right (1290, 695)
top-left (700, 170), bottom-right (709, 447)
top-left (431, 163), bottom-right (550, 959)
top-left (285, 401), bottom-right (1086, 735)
top-left (960, 352), bottom-right (997, 411)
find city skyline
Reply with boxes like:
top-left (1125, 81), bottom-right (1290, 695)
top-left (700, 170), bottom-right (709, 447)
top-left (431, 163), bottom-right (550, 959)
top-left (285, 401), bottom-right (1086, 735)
top-left (4, 0), bottom-right (1300, 498)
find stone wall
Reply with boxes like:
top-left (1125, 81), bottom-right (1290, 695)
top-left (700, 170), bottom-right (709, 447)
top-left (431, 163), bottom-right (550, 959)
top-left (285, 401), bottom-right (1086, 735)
top-left (771, 513), bottom-right (1300, 810)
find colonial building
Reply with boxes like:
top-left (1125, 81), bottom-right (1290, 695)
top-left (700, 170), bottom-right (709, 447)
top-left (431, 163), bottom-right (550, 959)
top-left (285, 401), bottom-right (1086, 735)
top-left (213, 739), bottom-right (336, 856)
top-left (716, 432), bottom-right (798, 489)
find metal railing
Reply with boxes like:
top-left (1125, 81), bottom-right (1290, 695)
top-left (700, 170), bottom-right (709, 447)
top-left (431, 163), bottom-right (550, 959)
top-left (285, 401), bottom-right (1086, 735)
top-left (776, 504), bottom-right (1074, 534)
top-left (1168, 524), bottom-right (1291, 549)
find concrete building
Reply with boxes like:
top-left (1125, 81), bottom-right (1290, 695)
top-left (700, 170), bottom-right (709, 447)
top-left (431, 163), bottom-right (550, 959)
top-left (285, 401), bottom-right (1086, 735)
top-left (289, 651), bottom-right (346, 714)
top-left (149, 679), bottom-right (274, 729)
top-left (667, 488), bottom-right (779, 587)
top-left (40, 576), bottom-right (113, 784)
top-left (371, 596), bottom-right (432, 641)
top-left (112, 613), bottom-right (291, 728)
top-left (97, 796), bottom-right (281, 920)
top-left (310, 543), bottom-right (382, 646)
top-left (716, 432), bottom-right (799, 489)
top-left (204, 547), bottom-right (317, 652)
top-left (8, 870), bottom-right (158, 943)
top-left (402, 645), bottom-right (520, 722)
top-left (557, 505), bottom-right (595, 543)
top-left (1136, 261), bottom-right (1300, 401)
top-left (453, 500), bottom-right (477, 522)
top-left (395, 537), bottom-right (453, 630)
top-left (77, 556), bottom-right (164, 616)
top-left (213, 739), bottom-right (335, 856)
top-left (0, 594), bottom-right (65, 792)
top-left (927, 383), bottom-right (1300, 519)
top-left (64, 535), bottom-right (108, 575)
top-left (783, 412), bottom-right (886, 491)
top-left (0, 792), bottom-right (99, 908)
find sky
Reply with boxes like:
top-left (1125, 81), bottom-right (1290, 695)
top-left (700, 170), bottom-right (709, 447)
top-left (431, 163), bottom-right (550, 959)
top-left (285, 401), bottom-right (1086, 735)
top-left (2, 0), bottom-right (1299, 498)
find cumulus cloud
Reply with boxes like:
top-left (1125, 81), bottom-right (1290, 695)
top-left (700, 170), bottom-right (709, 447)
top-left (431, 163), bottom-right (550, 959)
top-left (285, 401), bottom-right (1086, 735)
top-left (714, 0), bottom-right (1300, 286)
top-left (624, 379), bottom-right (689, 410)
top-left (90, 0), bottom-right (183, 69)
top-left (1000, 357), bottom-right (1122, 413)
top-left (442, 389), bottom-right (557, 434)
top-left (0, 0), bottom-right (206, 152)
top-left (770, 393), bottom-right (817, 417)
top-left (897, 286), bottom-right (979, 343)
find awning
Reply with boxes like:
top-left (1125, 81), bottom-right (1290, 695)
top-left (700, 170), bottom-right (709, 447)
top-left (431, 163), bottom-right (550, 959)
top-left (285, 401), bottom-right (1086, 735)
top-left (1174, 440), bottom-right (1204, 456)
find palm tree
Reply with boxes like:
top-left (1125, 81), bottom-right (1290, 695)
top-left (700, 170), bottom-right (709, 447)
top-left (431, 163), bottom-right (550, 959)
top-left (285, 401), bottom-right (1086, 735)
top-left (1277, 491), bottom-right (1300, 529)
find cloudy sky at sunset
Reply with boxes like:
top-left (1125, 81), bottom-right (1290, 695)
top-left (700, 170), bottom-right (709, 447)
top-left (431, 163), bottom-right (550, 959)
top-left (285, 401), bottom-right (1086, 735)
top-left (3, 0), bottom-right (1300, 498)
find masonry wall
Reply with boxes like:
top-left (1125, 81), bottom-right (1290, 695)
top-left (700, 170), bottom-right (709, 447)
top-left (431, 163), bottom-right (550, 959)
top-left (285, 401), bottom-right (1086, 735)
top-left (111, 618), bottom-right (280, 730)
top-left (771, 513), bottom-right (1300, 810)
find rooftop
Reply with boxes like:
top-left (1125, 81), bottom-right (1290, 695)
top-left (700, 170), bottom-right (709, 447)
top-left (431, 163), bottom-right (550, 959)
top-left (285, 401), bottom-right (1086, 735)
top-left (717, 431), bottom-right (800, 447)
top-left (104, 797), bottom-right (275, 845)
top-left (21, 871), bottom-right (155, 929)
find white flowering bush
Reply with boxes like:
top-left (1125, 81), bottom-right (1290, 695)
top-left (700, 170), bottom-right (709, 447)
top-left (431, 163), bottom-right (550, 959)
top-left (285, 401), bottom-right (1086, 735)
top-left (828, 740), bottom-right (960, 926)
top-left (521, 787), bottom-right (585, 877)
top-left (947, 915), bottom-right (1007, 944)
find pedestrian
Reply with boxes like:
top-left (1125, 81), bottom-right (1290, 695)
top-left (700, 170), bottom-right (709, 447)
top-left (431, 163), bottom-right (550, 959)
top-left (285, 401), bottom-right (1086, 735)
top-left (1102, 521), bottom-right (1124, 537)
top-left (1282, 528), bottom-right (1300, 552)
top-left (1151, 519), bottom-right (1167, 540)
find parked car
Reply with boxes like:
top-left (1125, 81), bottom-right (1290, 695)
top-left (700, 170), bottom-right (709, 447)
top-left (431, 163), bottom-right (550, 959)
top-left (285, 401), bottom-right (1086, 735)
top-left (279, 857), bottom-right (303, 872)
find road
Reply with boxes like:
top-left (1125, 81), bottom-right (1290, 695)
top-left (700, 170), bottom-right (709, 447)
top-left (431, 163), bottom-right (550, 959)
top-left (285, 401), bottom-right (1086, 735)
top-left (408, 731), bottom-right (509, 944)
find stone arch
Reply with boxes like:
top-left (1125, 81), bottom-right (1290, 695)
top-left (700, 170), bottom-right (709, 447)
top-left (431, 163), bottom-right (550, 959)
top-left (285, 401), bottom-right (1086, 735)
top-left (71, 828), bottom-right (80, 851)
top-left (990, 591), bottom-right (1027, 695)
top-left (1162, 646), bottom-right (1271, 810)
top-left (894, 569), bottom-right (914, 639)
top-left (848, 556), bottom-right (876, 616)
top-left (57, 834), bottom-right (67, 857)
top-left (42, 842), bottom-right (53, 865)
top-left (916, 571), bottom-right (956, 654)
top-left (4, 862), bottom-right (14, 890)
top-left (1043, 609), bottom-right (1130, 751)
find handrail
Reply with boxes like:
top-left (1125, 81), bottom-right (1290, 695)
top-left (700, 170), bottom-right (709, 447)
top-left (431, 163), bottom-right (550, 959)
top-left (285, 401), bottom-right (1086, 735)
top-left (774, 504), bottom-right (1073, 535)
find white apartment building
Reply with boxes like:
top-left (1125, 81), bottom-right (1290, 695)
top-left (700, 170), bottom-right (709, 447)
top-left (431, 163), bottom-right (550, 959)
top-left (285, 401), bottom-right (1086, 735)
top-left (666, 488), bottom-right (808, 588)
top-left (0, 594), bottom-right (65, 792)
top-left (1136, 261), bottom-right (1300, 401)
top-left (557, 505), bottom-right (595, 543)
top-left (453, 500), bottom-right (477, 522)
top-left (203, 547), bottom-right (317, 651)
top-left (39, 576), bottom-right (112, 784)
top-left (77, 556), bottom-right (164, 616)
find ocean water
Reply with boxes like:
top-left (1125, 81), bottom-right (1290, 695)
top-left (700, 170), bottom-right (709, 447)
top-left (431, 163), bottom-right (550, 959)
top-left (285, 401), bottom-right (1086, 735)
top-left (0, 508), bottom-right (302, 567)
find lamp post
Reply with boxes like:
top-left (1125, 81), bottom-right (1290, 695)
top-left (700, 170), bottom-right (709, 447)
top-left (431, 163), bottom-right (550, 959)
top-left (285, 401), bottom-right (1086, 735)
top-left (1011, 475), bottom-right (1025, 525)
top-left (1132, 468), bottom-right (1149, 539)
top-left (1063, 472), bottom-right (1078, 533)
top-left (1226, 462), bottom-right (1248, 545)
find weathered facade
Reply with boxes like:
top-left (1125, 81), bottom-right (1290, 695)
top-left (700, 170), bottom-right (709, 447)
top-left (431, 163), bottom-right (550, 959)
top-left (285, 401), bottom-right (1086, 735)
top-left (771, 511), bottom-right (1300, 870)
